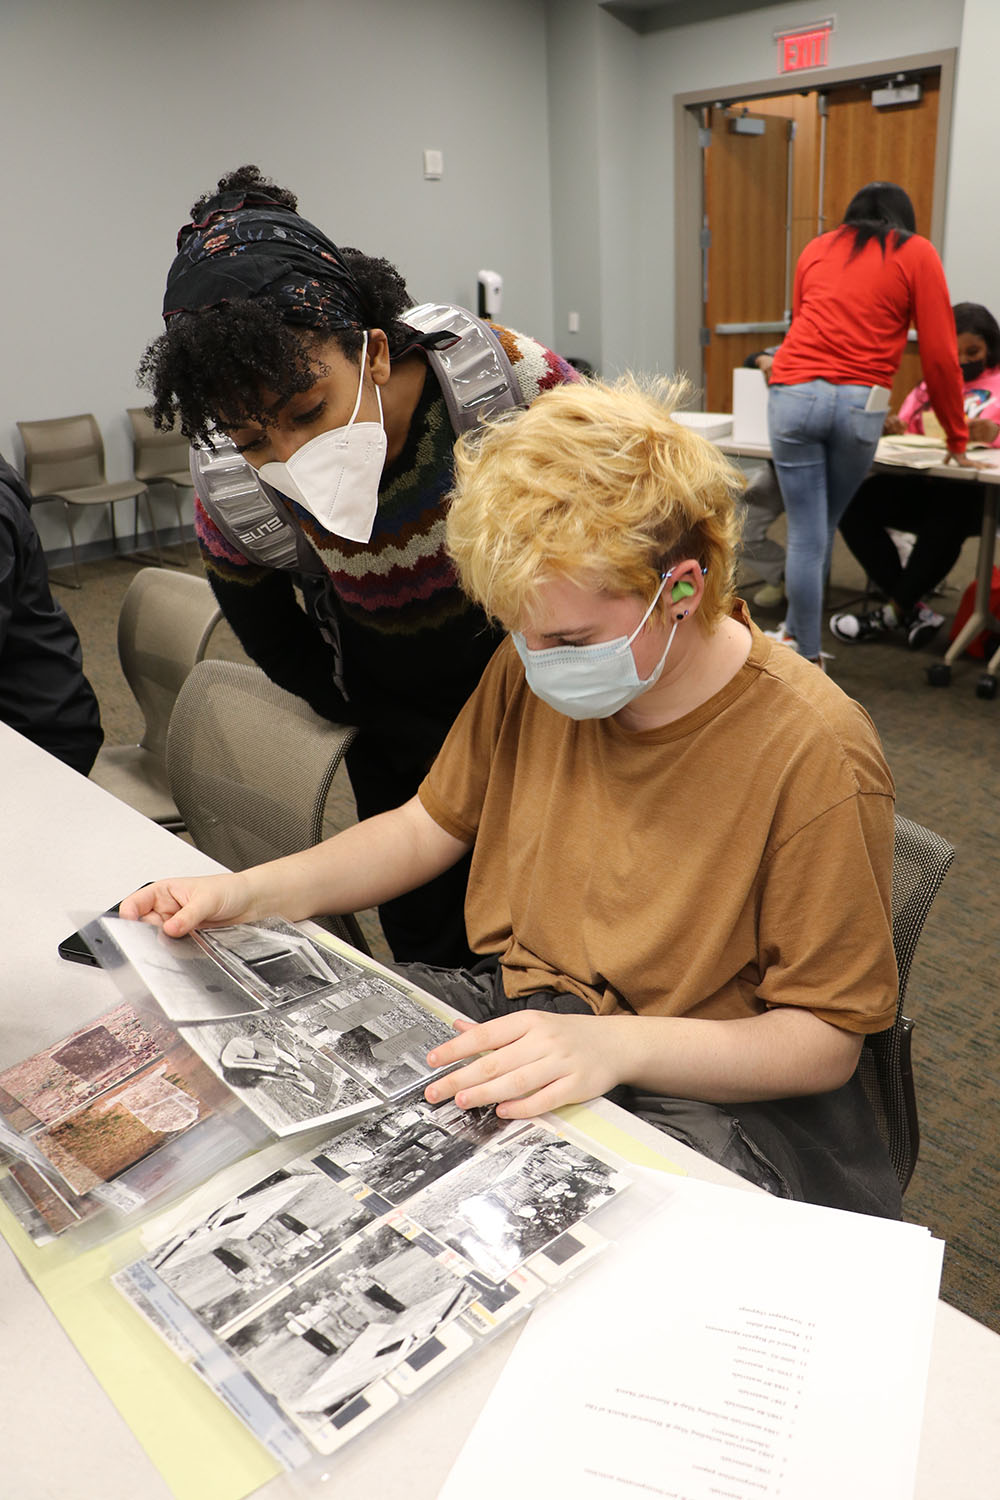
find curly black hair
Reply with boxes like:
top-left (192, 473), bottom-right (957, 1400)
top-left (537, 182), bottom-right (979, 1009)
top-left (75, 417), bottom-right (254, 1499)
top-left (188, 164), bottom-right (299, 222)
top-left (138, 166), bottom-right (414, 442)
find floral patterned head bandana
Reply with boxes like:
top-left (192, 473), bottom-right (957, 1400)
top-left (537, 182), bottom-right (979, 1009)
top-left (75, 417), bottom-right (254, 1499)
top-left (162, 188), bottom-right (365, 332)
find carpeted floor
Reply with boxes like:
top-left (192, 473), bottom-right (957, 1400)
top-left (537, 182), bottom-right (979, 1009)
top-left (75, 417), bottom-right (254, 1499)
top-left (56, 532), bottom-right (999, 1333)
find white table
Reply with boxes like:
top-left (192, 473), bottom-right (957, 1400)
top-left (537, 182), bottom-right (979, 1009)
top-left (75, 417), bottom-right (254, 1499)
top-left (929, 468), bottom-right (1000, 689)
top-left (2, 721), bottom-right (998, 1499)
top-left (717, 436), bottom-right (1000, 692)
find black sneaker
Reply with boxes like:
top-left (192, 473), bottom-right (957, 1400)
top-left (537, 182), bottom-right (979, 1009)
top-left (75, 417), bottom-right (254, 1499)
top-left (829, 604), bottom-right (897, 643)
top-left (904, 603), bottom-right (944, 650)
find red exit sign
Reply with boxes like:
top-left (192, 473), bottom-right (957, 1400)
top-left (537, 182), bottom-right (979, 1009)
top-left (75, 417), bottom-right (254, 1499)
top-left (777, 24), bottom-right (832, 73)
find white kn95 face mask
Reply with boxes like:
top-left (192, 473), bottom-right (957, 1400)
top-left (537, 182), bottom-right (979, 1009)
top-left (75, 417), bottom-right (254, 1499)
top-left (259, 331), bottom-right (387, 544)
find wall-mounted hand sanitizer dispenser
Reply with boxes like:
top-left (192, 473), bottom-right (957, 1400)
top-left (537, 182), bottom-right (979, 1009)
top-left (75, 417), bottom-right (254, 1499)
top-left (477, 269), bottom-right (503, 320)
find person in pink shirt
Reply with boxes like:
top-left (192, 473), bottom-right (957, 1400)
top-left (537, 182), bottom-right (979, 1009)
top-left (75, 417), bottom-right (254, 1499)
top-left (831, 302), bottom-right (1000, 648)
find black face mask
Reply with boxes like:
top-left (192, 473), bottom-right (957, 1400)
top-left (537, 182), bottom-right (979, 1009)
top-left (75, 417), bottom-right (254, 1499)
top-left (961, 357), bottom-right (987, 383)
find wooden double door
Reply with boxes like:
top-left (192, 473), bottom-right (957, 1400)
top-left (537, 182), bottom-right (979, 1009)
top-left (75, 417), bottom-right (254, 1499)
top-left (700, 70), bottom-right (941, 415)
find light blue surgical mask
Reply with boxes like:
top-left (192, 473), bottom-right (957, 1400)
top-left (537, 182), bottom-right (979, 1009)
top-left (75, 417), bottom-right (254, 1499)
top-left (513, 572), bottom-right (678, 720)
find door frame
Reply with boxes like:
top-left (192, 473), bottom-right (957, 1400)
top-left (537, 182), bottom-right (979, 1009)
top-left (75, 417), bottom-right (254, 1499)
top-left (673, 48), bottom-right (957, 400)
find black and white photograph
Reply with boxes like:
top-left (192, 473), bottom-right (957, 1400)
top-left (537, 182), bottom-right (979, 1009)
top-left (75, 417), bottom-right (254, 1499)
top-left (314, 1099), bottom-right (515, 1205)
top-left (101, 916), bottom-right (282, 1024)
top-left (383, 1315), bottom-right (474, 1398)
top-left (402, 1128), bottom-right (630, 1284)
top-left (285, 976), bottom-right (455, 1101)
top-left (224, 1220), bottom-right (474, 1445)
top-left (178, 1012), bottom-right (378, 1136)
top-left (99, 916), bottom-right (457, 1132)
top-left (148, 1160), bottom-right (378, 1335)
top-left (524, 1216), bottom-right (610, 1285)
top-left (191, 920), bottom-right (359, 1009)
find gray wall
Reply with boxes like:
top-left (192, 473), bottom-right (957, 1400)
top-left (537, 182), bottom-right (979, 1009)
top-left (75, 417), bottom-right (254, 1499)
top-left (943, 0), bottom-right (1000, 300)
top-left (546, 0), bottom-right (983, 385)
top-left (630, 0), bottom-right (968, 379)
top-left (3, 0), bottom-right (555, 552)
top-left (545, 0), bottom-right (641, 378)
top-left (5, 0), bottom-right (998, 556)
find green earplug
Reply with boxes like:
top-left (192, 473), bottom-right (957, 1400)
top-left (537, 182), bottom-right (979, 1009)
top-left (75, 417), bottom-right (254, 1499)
top-left (671, 579), bottom-right (696, 602)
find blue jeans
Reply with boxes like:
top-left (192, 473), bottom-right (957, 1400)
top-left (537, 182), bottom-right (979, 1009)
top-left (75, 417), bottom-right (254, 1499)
top-left (768, 380), bottom-right (886, 659)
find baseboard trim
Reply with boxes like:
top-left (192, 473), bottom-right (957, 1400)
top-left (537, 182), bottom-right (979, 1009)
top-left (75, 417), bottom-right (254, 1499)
top-left (43, 525), bottom-right (196, 571)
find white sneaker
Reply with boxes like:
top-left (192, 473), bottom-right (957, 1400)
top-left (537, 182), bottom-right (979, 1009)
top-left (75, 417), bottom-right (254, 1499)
top-left (905, 603), bottom-right (944, 650)
top-left (829, 604), bottom-right (898, 643)
top-left (763, 621), bottom-right (797, 646)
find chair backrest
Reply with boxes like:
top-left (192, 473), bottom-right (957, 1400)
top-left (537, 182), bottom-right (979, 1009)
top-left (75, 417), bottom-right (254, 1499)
top-left (858, 813), bottom-right (955, 1192)
top-left (127, 406), bottom-right (193, 484)
top-left (890, 814), bottom-right (956, 1004)
top-left (166, 660), bottom-right (366, 951)
top-left (17, 413), bottom-right (106, 493)
top-left (118, 568), bottom-right (222, 758)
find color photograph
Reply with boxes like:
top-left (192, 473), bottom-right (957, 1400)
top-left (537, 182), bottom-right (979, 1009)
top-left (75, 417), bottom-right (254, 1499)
top-left (0, 1002), bottom-right (173, 1132)
top-left (31, 1055), bottom-right (212, 1196)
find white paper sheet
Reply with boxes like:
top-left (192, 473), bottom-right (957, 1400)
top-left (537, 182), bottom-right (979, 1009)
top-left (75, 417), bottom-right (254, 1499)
top-left (440, 1176), bottom-right (943, 1500)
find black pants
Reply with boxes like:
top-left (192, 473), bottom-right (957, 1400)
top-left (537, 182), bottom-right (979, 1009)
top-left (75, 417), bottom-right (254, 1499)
top-left (345, 731), bottom-right (475, 970)
top-left (839, 470), bottom-right (985, 614)
top-left (393, 957), bottom-right (903, 1221)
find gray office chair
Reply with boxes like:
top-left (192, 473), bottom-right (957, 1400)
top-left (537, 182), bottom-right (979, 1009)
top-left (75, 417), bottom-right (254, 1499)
top-left (127, 406), bottom-right (194, 565)
top-left (17, 413), bottom-right (155, 587)
top-left (858, 813), bottom-right (955, 1193)
top-left (166, 659), bottom-right (370, 954)
top-left (89, 568), bottom-right (222, 826)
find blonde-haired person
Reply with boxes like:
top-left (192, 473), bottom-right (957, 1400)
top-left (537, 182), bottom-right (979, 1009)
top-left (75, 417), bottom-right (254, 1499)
top-left (120, 377), bottom-right (901, 1218)
top-left (447, 375), bottom-right (739, 629)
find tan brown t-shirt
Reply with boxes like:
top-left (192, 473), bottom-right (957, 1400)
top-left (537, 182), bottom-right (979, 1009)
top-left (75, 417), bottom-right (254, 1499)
top-left (418, 615), bottom-right (897, 1034)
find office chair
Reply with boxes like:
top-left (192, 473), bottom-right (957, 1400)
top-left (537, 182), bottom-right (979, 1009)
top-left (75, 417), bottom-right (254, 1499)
top-left (89, 568), bottom-right (222, 826)
top-left (17, 413), bottom-right (155, 587)
top-left (857, 813), bottom-right (955, 1193)
top-left (127, 406), bottom-right (194, 566)
top-left (166, 659), bottom-right (370, 955)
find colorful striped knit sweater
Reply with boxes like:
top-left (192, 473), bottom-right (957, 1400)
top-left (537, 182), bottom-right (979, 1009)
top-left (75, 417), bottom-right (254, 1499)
top-left (196, 325), bottom-right (578, 737)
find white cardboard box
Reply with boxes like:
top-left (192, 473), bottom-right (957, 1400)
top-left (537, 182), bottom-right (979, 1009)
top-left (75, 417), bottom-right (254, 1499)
top-left (672, 411), bottom-right (733, 440)
top-left (731, 366), bottom-right (770, 445)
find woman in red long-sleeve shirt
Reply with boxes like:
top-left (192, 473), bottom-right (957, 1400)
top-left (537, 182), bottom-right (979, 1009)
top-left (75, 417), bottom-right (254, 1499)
top-left (766, 181), bottom-right (973, 663)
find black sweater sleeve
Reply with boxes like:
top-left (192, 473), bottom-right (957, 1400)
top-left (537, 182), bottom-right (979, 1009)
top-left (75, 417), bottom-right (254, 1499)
top-left (206, 568), bottom-right (359, 725)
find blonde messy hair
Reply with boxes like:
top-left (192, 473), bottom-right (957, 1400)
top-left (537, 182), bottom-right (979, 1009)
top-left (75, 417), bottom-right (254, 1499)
top-left (446, 374), bottom-right (745, 630)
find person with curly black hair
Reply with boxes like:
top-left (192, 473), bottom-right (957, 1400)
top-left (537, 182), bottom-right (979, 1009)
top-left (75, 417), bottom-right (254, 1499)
top-left (140, 166), bottom-right (578, 968)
